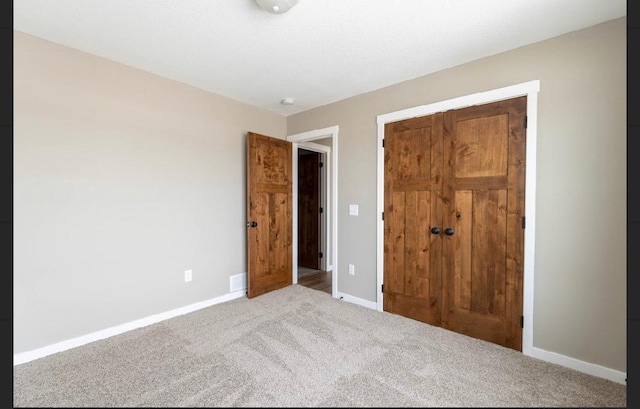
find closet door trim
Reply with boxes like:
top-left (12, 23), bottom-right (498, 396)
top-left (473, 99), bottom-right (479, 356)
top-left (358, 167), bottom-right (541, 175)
top-left (376, 80), bottom-right (540, 355)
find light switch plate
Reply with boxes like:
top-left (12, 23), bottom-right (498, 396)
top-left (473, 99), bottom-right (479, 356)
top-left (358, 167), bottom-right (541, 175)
top-left (349, 204), bottom-right (359, 216)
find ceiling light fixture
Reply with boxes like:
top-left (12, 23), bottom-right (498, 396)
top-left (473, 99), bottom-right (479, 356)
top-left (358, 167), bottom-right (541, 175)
top-left (256, 0), bottom-right (300, 14)
top-left (281, 98), bottom-right (295, 106)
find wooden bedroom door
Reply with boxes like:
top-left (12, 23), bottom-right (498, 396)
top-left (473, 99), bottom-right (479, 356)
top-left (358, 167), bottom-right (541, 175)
top-left (383, 96), bottom-right (527, 351)
top-left (246, 132), bottom-right (293, 298)
top-left (298, 149), bottom-right (320, 269)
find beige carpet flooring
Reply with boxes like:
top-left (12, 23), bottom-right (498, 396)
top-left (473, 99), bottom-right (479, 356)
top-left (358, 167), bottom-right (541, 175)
top-left (13, 285), bottom-right (626, 407)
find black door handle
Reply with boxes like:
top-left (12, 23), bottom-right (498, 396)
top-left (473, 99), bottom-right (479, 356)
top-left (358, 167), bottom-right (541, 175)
top-left (247, 221), bottom-right (258, 228)
top-left (444, 228), bottom-right (454, 236)
top-left (430, 227), bottom-right (441, 234)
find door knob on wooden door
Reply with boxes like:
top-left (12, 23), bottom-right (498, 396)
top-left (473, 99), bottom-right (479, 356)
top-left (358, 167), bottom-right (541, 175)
top-left (430, 227), bottom-right (441, 234)
top-left (445, 228), bottom-right (455, 235)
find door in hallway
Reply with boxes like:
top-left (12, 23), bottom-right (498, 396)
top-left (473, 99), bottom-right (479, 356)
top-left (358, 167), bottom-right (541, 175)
top-left (298, 149), bottom-right (320, 270)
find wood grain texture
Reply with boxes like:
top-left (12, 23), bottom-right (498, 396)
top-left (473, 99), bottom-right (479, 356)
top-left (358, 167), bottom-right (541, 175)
top-left (384, 96), bottom-right (526, 351)
top-left (298, 270), bottom-right (331, 294)
top-left (442, 96), bottom-right (526, 350)
top-left (383, 114), bottom-right (443, 326)
top-left (247, 132), bottom-right (292, 298)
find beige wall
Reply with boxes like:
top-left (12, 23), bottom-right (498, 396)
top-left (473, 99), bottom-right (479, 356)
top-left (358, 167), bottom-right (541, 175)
top-left (13, 31), bottom-right (286, 354)
top-left (288, 18), bottom-right (626, 373)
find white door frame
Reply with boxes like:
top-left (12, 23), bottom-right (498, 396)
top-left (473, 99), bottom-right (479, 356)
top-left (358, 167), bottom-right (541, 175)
top-left (376, 81), bottom-right (540, 355)
top-left (288, 126), bottom-right (339, 299)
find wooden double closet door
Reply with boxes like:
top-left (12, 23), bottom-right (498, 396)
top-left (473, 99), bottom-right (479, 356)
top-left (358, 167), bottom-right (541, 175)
top-left (383, 96), bottom-right (527, 351)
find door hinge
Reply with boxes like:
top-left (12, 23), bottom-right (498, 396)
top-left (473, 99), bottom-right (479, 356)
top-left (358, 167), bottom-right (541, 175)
top-left (520, 316), bottom-right (524, 328)
top-left (382, 212), bottom-right (384, 221)
top-left (381, 284), bottom-right (384, 293)
top-left (319, 252), bottom-right (323, 259)
top-left (522, 216), bottom-right (526, 229)
top-left (524, 116), bottom-right (528, 129)
top-left (382, 139), bottom-right (385, 148)
top-left (319, 207), bottom-right (323, 214)
top-left (319, 162), bottom-right (324, 168)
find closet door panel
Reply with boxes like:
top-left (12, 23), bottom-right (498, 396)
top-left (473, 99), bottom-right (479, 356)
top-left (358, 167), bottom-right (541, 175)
top-left (382, 96), bottom-right (526, 351)
top-left (441, 96), bottom-right (526, 350)
top-left (383, 114), bottom-right (443, 326)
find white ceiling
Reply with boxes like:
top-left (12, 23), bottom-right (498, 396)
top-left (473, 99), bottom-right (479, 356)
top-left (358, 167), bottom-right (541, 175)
top-left (14, 0), bottom-right (626, 116)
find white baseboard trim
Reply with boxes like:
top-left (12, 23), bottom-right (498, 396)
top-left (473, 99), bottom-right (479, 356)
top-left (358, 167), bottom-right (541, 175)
top-left (338, 291), bottom-right (625, 385)
top-left (336, 291), bottom-right (377, 310)
top-left (15, 290), bottom-right (625, 387)
top-left (529, 346), bottom-right (626, 385)
top-left (13, 290), bottom-right (246, 366)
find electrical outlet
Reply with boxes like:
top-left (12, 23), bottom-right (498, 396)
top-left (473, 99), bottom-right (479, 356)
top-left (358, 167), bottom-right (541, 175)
top-left (184, 270), bottom-right (192, 282)
top-left (348, 264), bottom-right (355, 275)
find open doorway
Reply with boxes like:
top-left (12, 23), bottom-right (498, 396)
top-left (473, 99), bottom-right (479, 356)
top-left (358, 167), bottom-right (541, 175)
top-left (288, 126), bottom-right (338, 298)
top-left (297, 148), bottom-right (330, 293)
